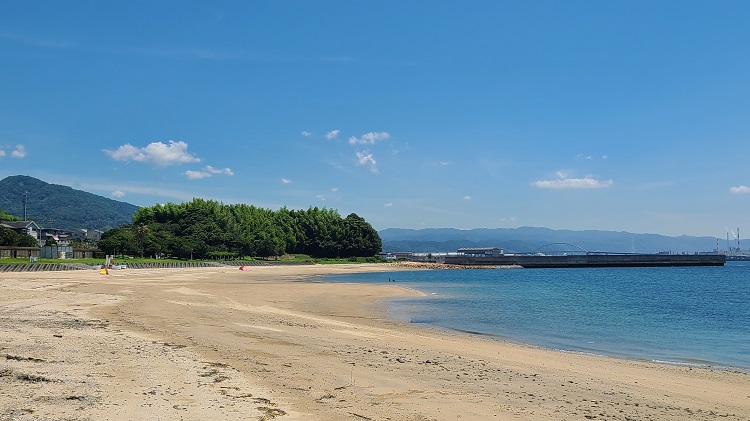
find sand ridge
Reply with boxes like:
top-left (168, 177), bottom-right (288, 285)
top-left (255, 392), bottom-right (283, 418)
top-left (1, 265), bottom-right (749, 420)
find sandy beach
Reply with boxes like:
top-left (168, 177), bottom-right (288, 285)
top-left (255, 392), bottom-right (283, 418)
top-left (1, 264), bottom-right (748, 420)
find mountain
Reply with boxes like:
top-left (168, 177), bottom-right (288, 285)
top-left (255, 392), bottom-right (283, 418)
top-left (0, 175), bottom-right (140, 231)
top-left (379, 227), bottom-right (720, 254)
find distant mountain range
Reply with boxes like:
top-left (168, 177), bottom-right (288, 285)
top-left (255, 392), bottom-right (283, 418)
top-left (379, 227), bottom-right (720, 254)
top-left (0, 175), bottom-right (724, 252)
top-left (0, 175), bottom-right (140, 231)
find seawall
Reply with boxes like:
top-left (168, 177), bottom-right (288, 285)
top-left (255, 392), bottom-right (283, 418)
top-left (443, 253), bottom-right (726, 268)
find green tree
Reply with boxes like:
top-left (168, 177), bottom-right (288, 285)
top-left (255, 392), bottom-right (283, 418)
top-left (133, 224), bottom-right (150, 257)
top-left (0, 226), bottom-right (38, 247)
top-left (117, 198), bottom-right (382, 260)
top-left (98, 226), bottom-right (136, 257)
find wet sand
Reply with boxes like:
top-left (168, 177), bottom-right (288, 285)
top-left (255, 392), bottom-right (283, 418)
top-left (1, 264), bottom-right (749, 420)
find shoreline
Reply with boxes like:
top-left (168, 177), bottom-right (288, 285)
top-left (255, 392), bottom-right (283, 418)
top-left (2, 264), bottom-right (749, 420)
top-left (329, 264), bottom-right (750, 374)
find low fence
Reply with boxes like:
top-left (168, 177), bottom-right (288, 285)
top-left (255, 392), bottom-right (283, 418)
top-left (0, 260), bottom-right (317, 273)
top-left (0, 263), bottom-right (92, 272)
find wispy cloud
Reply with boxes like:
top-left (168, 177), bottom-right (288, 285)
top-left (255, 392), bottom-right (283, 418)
top-left (77, 181), bottom-right (198, 203)
top-left (463, 195), bottom-right (472, 201)
top-left (325, 130), bottom-right (340, 140)
top-left (205, 165), bottom-right (234, 176)
top-left (349, 131), bottom-right (390, 145)
top-left (730, 185), bottom-right (750, 194)
top-left (301, 131), bottom-right (311, 137)
top-left (0, 32), bottom-right (76, 49)
top-left (104, 140), bottom-right (201, 166)
top-left (355, 151), bottom-right (378, 173)
top-left (577, 154), bottom-right (608, 160)
top-left (384, 203), bottom-right (393, 207)
top-left (0, 150), bottom-right (4, 157)
top-left (433, 161), bottom-right (450, 166)
top-left (533, 173), bottom-right (613, 189)
top-left (183, 170), bottom-right (212, 179)
top-left (331, 187), bottom-right (338, 192)
top-left (281, 178), bottom-right (293, 184)
top-left (111, 190), bottom-right (126, 198)
top-left (316, 195), bottom-right (326, 201)
top-left (183, 165), bottom-right (234, 180)
top-left (10, 144), bottom-right (26, 158)
top-left (128, 45), bottom-right (246, 61)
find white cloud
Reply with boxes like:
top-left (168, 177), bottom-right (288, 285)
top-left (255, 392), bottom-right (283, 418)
top-left (104, 140), bottom-right (200, 166)
top-left (463, 195), bottom-right (472, 201)
top-left (184, 170), bottom-right (212, 179)
top-left (184, 165), bottom-right (233, 180)
top-left (533, 175), bottom-right (614, 189)
top-left (316, 194), bottom-right (326, 201)
top-left (11, 144), bottom-right (26, 158)
top-left (325, 130), bottom-right (340, 140)
top-left (111, 190), bottom-right (126, 198)
top-left (730, 185), bottom-right (750, 194)
top-left (331, 187), bottom-right (338, 192)
top-left (348, 131), bottom-right (390, 145)
top-left (301, 131), bottom-right (311, 137)
top-left (433, 161), bottom-right (450, 166)
top-left (204, 165), bottom-right (234, 176)
top-left (281, 178), bottom-right (293, 184)
top-left (0, 150), bottom-right (5, 157)
top-left (355, 151), bottom-right (378, 173)
top-left (384, 203), bottom-right (393, 207)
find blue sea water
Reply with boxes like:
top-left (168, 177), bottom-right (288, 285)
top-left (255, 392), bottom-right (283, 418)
top-left (322, 262), bottom-right (750, 370)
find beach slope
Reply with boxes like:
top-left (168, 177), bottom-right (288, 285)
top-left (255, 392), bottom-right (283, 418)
top-left (1, 265), bottom-right (748, 420)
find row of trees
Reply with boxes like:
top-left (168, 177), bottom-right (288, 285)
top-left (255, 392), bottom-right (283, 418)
top-left (98, 199), bottom-right (382, 260)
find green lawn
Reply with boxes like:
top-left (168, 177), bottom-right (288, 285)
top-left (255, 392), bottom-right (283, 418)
top-left (0, 255), bottom-right (386, 265)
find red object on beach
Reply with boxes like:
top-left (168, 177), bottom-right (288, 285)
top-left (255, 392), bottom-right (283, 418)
top-left (239, 265), bottom-right (247, 271)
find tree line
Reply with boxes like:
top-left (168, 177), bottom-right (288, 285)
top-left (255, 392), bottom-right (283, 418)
top-left (98, 199), bottom-right (382, 260)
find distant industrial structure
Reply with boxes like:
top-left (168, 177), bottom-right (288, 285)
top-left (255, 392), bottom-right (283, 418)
top-left (383, 243), bottom-right (727, 268)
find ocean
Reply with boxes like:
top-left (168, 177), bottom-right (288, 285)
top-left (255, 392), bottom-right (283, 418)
top-left (322, 261), bottom-right (750, 371)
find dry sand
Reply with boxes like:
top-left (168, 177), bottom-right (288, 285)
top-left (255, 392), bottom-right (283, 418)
top-left (1, 264), bottom-right (748, 420)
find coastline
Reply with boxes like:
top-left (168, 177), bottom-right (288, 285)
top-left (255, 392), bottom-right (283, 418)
top-left (2, 264), bottom-right (749, 420)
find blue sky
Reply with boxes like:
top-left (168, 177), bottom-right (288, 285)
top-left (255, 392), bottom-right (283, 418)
top-left (1, 1), bottom-right (749, 237)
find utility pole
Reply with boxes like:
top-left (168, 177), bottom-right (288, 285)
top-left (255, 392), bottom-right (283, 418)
top-left (22, 191), bottom-right (28, 220)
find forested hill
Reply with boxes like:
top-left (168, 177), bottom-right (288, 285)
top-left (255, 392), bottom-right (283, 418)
top-left (99, 199), bottom-right (381, 260)
top-left (0, 209), bottom-right (20, 221)
top-left (380, 227), bottom-right (720, 254)
top-left (0, 175), bottom-right (140, 230)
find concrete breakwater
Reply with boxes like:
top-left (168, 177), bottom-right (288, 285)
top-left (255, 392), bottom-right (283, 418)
top-left (443, 253), bottom-right (726, 268)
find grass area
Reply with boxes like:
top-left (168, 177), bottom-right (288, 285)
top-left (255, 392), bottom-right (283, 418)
top-left (0, 254), bottom-right (387, 265)
top-left (311, 256), bottom-right (388, 264)
top-left (0, 257), bottom-right (188, 265)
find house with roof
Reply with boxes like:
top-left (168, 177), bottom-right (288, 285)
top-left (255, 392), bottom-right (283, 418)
top-left (0, 220), bottom-right (41, 242)
top-left (39, 228), bottom-right (74, 246)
